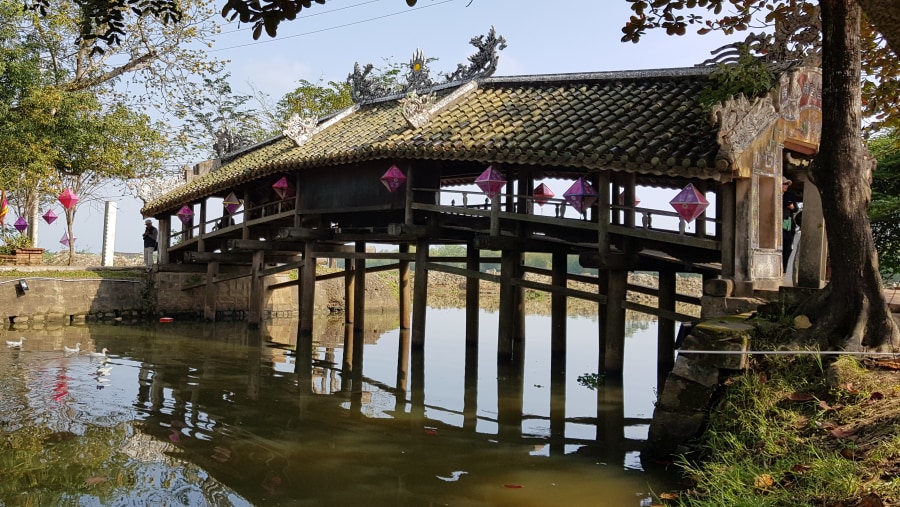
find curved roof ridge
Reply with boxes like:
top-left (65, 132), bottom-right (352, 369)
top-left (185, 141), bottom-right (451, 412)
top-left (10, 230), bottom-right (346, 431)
top-left (481, 66), bottom-right (715, 85)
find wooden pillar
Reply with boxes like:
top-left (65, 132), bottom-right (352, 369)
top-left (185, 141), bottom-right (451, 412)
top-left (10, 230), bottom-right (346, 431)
top-left (299, 241), bottom-right (316, 337)
top-left (342, 319), bottom-right (354, 377)
top-left (242, 190), bottom-right (251, 240)
top-left (344, 255), bottom-right (355, 324)
top-left (489, 194), bottom-right (501, 236)
top-left (247, 249), bottom-right (265, 328)
top-left (404, 165), bottom-right (414, 225)
top-left (465, 243), bottom-right (480, 346)
top-left (353, 241), bottom-right (366, 337)
top-left (694, 181), bottom-right (708, 238)
top-left (158, 217), bottom-right (170, 265)
top-left (463, 329), bottom-right (479, 431)
top-left (399, 243), bottom-right (411, 329)
top-left (294, 174), bottom-right (302, 228)
top-left (497, 360), bottom-right (524, 441)
top-left (396, 329), bottom-right (410, 392)
top-left (551, 251), bottom-right (567, 361)
top-left (597, 171), bottom-right (611, 254)
top-left (602, 269), bottom-right (628, 377)
top-left (513, 251), bottom-right (525, 373)
top-left (623, 172), bottom-right (636, 228)
top-left (198, 201), bottom-right (206, 252)
top-left (719, 183), bottom-right (736, 278)
top-left (411, 239), bottom-right (429, 348)
top-left (498, 250), bottom-right (517, 361)
top-left (657, 269), bottom-right (677, 373)
top-left (203, 261), bottom-right (219, 321)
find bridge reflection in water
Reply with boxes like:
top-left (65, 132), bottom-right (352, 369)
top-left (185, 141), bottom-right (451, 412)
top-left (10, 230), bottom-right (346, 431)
top-left (0, 308), bottom-right (677, 505)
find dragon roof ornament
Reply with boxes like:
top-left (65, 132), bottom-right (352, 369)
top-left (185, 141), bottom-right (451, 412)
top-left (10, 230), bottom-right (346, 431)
top-left (283, 114), bottom-right (319, 147)
top-left (348, 27), bottom-right (506, 103)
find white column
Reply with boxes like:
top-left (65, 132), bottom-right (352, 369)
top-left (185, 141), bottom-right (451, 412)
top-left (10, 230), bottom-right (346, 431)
top-left (101, 201), bottom-right (117, 267)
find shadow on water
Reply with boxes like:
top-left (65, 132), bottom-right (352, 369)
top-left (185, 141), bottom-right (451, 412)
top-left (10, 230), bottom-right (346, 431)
top-left (0, 309), bottom-right (680, 506)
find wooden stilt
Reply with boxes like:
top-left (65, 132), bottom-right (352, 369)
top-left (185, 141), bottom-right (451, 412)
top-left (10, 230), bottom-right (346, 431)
top-left (247, 250), bottom-right (265, 328)
top-left (463, 338), bottom-right (478, 431)
top-left (465, 242), bottom-right (480, 346)
top-left (412, 239), bottom-right (429, 348)
top-left (198, 201), bottom-right (207, 253)
top-left (342, 322), bottom-right (353, 379)
top-left (657, 270), bottom-right (677, 373)
top-left (551, 251), bottom-right (567, 362)
top-left (396, 328), bottom-right (410, 392)
top-left (299, 241), bottom-right (316, 337)
top-left (353, 241), bottom-right (366, 337)
top-left (602, 269), bottom-right (628, 377)
top-left (344, 254), bottom-right (355, 324)
top-left (203, 261), bottom-right (219, 321)
top-left (399, 243), bottom-right (410, 329)
top-left (498, 250), bottom-right (516, 361)
top-left (512, 251), bottom-right (526, 375)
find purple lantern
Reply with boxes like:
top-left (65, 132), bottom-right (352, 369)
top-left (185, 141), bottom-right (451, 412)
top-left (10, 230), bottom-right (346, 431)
top-left (563, 178), bottom-right (599, 215)
top-left (177, 205), bottom-right (194, 224)
top-left (58, 188), bottom-right (79, 210)
top-left (13, 216), bottom-right (28, 232)
top-left (59, 232), bottom-right (75, 247)
top-left (534, 183), bottom-right (554, 206)
top-left (42, 209), bottom-right (58, 224)
top-left (380, 164), bottom-right (407, 193)
top-left (475, 165), bottom-right (506, 199)
top-left (223, 192), bottom-right (242, 215)
top-left (669, 183), bottom-right (709, 222)
top-left (272, 176), bottom-right (295, 199)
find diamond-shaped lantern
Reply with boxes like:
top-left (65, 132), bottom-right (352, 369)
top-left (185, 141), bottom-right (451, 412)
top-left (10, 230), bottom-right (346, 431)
top-left (380, 165), bottom-right (407, 193)
top-left (272, 176), bottom-right (295, 199)
top-left (59, 231), bottom-right (75, 247)
top-left (534, 183), bottom-right (554, 206)
top-left (13, 216), bottom-right (28, 232)
top-left (563, 178), bottom-right (599, 215)
top-left (669, 183), bottom-right (709, 222)
top-left (475, 165), bottom-right (506, 199)
top-left (177, 205), bottom-right (194, 224)
top-left (58, 188), bottom-right (78, 210)
top-left (223, 192), bottom-right (242, 215)
top-left (42, 209), bottom-right (58, 224)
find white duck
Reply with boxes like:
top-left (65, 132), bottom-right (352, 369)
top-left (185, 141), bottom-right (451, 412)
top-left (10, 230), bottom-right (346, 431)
top-left (5, 337), bottom-right (25, 348)
top-left (63, 343), bottom-right (81, 355)
top-left (88, 348), bottom-right (109, 358)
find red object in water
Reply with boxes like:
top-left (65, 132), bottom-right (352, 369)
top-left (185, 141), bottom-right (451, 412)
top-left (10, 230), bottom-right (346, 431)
top-left (503, 484), bottom-right (523, 489)
top-left (159, 317), bottom-right (174, 323)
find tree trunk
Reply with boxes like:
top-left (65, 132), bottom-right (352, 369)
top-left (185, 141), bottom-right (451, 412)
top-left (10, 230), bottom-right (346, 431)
top-left (65, 208), bottom-right (75, 266)
top-left (814, 0), bottom-right (899, 351)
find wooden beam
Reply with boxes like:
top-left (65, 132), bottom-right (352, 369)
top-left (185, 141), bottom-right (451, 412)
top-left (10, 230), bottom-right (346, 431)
top-left (622, 301), bottom-right (697, 323)
top-left (578, 252), bottom-right (641, 270)
top-left (275, 227), bottom-right (335, 241)
top-left (259, 260), bottom-right (305, 278)
top-left (388, 223), bottom-right (435, 237)
top-left (227, 239), bottom-right (306, 252)
top-left (626, 283), bottom-right (703, 306)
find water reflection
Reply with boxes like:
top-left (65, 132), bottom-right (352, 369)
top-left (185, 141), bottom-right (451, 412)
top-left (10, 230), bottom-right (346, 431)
top-left (0, 309), bottom-right (676, 506)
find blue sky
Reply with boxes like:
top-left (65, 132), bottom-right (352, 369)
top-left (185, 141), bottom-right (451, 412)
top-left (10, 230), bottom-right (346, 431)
top-left (42, 0), bottom-right (736, 254)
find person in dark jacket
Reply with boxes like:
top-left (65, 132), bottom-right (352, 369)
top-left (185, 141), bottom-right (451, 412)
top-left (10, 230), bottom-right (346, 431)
top-left (143, 219), bottom-right (158, 267)
top-left (782, 178), bottom-right (800, 271)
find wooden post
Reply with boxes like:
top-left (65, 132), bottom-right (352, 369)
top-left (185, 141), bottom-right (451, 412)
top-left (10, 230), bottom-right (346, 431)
top-left (344, 254), bottom-right (355, 324)
top-left (489, 194), bottom-right (500, 236)
top-left (463, 330), bottom-right (479, 431)
top-left (294, 173), bottom-right (303, 228)
top-left (405, 165), bottom-right (414, 225)
top-left (719, 183), bottom-right (736, 278)
top-left (512, 251), bottom-right (526, 374)
top-left (399, 243), bottom-right (411, 329)
top-left (299, 241), bottom-right (316, 337)
top-left (412, 239), bottom-right (429, 348)
top-left (498, 249), bottom-right (516, 361)
top-left (247, 249), bottom-right (265, 328)
top-left (465, 242), bottom-right (480, 346)
top-left (657, 269), bottom-right (677, 373)
top-left (198, 201), bottom-right (207, 253)
top-left (203, 261), bottom-right (219, 321)
top-left (396, 328), bottom-right (410, 392)
top-left (694, 181), bottom-right (708, 238)
top-left (551, 251), bottom-right (567, 361)
top-left (342, 318), bottom-right (354, 377)
top-left (597, 171), bottom-right (611, 254)
top-left (158, 217), bottom-right (170, 265)
top-left (353, 241), bottom-right (366, 337)
top-left (602, 269), bottom-right (627, 377)
top-left (243, 190), bottom-right (251, 240)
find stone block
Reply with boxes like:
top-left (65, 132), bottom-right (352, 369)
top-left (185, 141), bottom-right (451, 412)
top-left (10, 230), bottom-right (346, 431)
top-left (703, 278), bottom-right (733, 297)
top-left (645, 410), bottom-right (708, 457)
top-left (671, 356), bottom-right (721, 388)
top-left (700, 295), bottom-right (766, 318)
top-left (656, 374), bottom-right (717, 412)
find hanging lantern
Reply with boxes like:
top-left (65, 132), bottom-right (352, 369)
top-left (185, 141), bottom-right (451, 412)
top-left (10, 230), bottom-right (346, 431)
top-left (272, 176), bottom-right (295, 199)
top-left (223, 192), bottom-right (242, 215)
top-left (475, 165), bottom-right (506, 199)
top-left (177, 205), bottom-right (194, 224)
top-left (42, 209), bottom-right (58, 225)
top-left (59, 232), bottom-right (75, 247)
top-left (534, 183), bottom-right (554, 206)
top-left (58, 188), bottom-right (79, 210)
top-left (617, 192), bottom-right (641, 206)
top-left (13, 216), bottom-right (28, 232)
top-left (669, 183), bottom-right (709, 222)
top-left (380, 165), bottom-right (407, 193)
top-left (563, 177), bottom-right (599, 215)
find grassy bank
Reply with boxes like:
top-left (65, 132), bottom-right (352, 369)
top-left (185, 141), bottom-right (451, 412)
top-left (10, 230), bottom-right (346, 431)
top-left (663, 315), bottom-right (900, 507)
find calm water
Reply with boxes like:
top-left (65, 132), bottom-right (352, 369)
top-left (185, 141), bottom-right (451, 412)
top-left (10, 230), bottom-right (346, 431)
top-left (0, 308), bottom-right (676, 506)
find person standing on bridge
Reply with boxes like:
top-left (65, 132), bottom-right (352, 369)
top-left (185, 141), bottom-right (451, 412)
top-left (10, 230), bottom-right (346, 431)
top-left (143, 219), bottom-right (158, 267)
top-left (782, 177), bottom-right (800, 272)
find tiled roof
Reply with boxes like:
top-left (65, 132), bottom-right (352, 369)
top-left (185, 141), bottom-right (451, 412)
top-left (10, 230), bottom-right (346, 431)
top-left (143, 66), bottom-right (729, 216)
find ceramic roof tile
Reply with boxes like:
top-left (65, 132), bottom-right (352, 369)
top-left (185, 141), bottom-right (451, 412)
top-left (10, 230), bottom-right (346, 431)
top-left (144, 67), bottom-right (730, 215)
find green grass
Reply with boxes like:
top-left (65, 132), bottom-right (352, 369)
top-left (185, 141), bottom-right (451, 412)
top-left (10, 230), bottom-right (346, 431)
top-left (0, 269), bottom-right (146, 280)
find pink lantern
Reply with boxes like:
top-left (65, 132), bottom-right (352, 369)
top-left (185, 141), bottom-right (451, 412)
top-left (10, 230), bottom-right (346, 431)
top-left (617, 192), bottom-right (641, 206)
top-left (223, 192), bottom-right (242, 215)
top-left (272, 176), bottom-right (295, 199)
top-left (58, 188), bottom-right (79, 210)
top-left (475, 165), bottom-right (506, 199)
top-left (14, 216), bottom-right (28, 232)
top-left (177, 205), bottom-right (194, 224)
top-left (534, 183), bottom-right (554, 206)
top-left (380, 164), bottom-right (407, 193)
top-left (563, 178), bottom-right (599, 215)
top-left (669, 183), bottom-right (709, 222)
top-left (59, 232), bottom-right (75, 247)
top-left (42, 209), bottom-right (58, 224)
